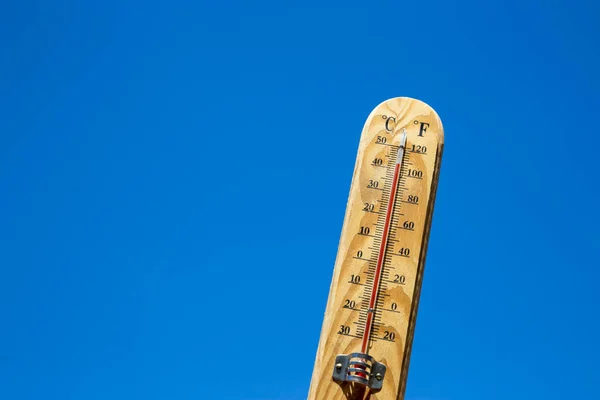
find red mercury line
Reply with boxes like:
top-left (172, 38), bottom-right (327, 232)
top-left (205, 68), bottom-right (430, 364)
top-left (361, 129), bottom-right (408, 354)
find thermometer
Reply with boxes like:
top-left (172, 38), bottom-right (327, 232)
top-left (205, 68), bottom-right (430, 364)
top-left (307, 97), bottom-right (444, 400)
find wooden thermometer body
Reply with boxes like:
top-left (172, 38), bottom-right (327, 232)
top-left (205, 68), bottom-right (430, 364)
top-left (308, 97), bottom-right (444, 400)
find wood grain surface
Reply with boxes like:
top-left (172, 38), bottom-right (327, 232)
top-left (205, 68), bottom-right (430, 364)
top-left (307, 97), bottom-right (444, 400)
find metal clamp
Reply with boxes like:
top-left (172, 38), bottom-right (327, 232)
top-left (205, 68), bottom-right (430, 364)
top-left (332, 352), bottom-right (387, 391)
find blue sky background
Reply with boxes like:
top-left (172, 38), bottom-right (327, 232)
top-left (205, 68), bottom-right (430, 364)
top-left (1, 1), bottom-right (599, 399)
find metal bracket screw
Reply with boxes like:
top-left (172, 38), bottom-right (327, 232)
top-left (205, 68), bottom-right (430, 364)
top-left (331, 352), bottom-right (386, 391)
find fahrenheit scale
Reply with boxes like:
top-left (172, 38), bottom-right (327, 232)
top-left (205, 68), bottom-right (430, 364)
top-left (307, 97), bottom-right (444, 400)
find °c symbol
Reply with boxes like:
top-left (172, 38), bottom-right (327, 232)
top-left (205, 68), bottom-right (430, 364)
top-left (385, 116), bottom-right (396, 132)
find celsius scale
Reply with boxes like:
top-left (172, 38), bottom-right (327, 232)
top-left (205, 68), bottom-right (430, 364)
top-left (308, 97), bottom-right (444, 400)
